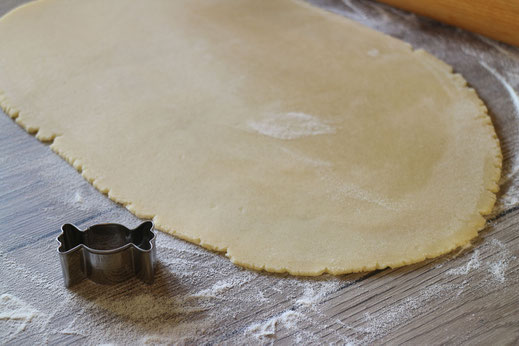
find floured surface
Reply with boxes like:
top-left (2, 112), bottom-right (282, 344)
top-left (0, 0), bottom-right (502, 274)
top-left (0, 0), bottom-right (518, 343)
top-left (1, 210), bottom-right (518, 344)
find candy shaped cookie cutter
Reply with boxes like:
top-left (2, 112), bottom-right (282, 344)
top-left (57, 221), bottom-right (156, 287)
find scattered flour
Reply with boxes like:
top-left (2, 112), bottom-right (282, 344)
top-left (0, 294), bottom-right (39, 342)
top-left (3, 167), bottom-right (519, 345)
top-left (486, 239), bottom-right (516, 283)
top-left (248, 112), bottom-right (335, 140)
top-left (367, 48), bottom-right (379, 57)
top-left (281, 147), bottom-right (332, 168)
top-left (360, 283), bottom-right (450, 340)
top-left (322, 237), bottom-right (517, 344)
top-left (3, 133), bottom-right (518, 345)
top-left (488, 262), bottom-right (507, 283)
top-left (189, 273), bottom-right (256, 299)
top-left (296, 280), bottom-right (342, 308)
top-left (322, 172), bottom-right (406, 211)
top-left (446, 249), bottom-right (481, 275)
top-left (73, 191), bottom-right (84, 205)
top-left (446, 240), bottom-right (516, 283)
top-left (94, 294), bottom-right (195, 321)
top-left (246, 310), bottom-right (303, 339)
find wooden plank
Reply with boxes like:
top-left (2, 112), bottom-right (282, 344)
top-left (1, 0), bottom-right (518, 344)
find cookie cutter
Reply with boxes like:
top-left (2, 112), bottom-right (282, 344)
top-left (57, 221), bottom-right (156, 287)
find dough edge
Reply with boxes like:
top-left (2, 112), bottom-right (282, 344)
top-left (0, 0), bottom-right (503, 276)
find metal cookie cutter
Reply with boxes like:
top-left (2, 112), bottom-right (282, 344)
top-left (57, 221), bottom-right (156, 287)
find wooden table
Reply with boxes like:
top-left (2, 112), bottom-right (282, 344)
top-left (1, 0), bottom-right (518, 344)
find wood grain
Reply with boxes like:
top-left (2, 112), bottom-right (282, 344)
top-left (1, 0), bottom-right (519, 344)
top-left (376, 0), bottom-right (519, 47)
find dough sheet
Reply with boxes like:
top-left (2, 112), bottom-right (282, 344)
top-left (0, 0), bottom-right (502, 274)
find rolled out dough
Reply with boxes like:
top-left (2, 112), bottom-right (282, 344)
top-left (0, 0), bottom-right (501, 275)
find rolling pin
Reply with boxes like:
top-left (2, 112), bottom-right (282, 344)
top-left (376, 0), bottom-right (519, 47)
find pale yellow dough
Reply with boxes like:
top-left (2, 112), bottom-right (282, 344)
top-left (0, 0), bottom-right (502, 275)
